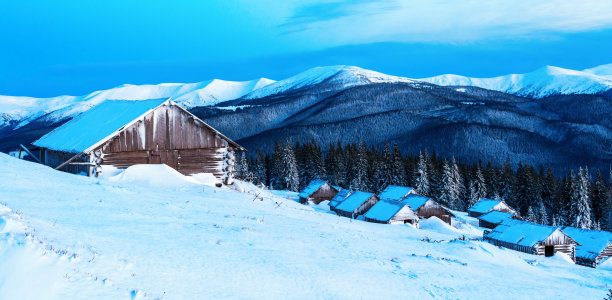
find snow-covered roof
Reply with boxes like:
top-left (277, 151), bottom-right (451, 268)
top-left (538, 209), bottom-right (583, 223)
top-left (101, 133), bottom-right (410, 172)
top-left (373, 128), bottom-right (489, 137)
top-left (468, 198), bottom-right (501, 214)
top-left (363, 200), bottom-right (406, 222)
top-left (378, 185), bottom-right (413, 201)
top-left (562, 227), bottom-right (612, 260)
top-left (298, 179), bottom-right (328, 199)
top-left (402, 194), bottom-right (430, 211)
top-left (486, 219), bottom-right (572, 248)
top-left (477, 211), bottom-right (516, 224)
top-left (34, 99), bottom-right (167, 153)
top-left (335, 191), bottom-right (376, 213)
top-left (330, 189), bottom-right (352, 208)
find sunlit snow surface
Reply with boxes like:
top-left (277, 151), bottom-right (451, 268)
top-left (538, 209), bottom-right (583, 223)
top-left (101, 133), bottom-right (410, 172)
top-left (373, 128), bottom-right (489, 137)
top-left (0, 154), bottom-right (610, 299)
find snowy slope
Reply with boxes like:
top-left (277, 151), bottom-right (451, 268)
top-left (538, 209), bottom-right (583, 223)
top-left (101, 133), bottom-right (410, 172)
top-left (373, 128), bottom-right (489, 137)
top-left (420, 65), bottom-right (612, 98)
top-left (0, 78), bottom-right (274, 128)
top-left (0, 154), bottom-right (610, 299)
top-left (243, 65), bottom-right (418, 99)
top-left (584, 63), bottom-right (612, 79)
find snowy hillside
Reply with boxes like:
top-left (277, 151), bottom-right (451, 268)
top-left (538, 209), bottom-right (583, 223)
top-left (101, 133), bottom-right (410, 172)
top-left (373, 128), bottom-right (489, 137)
top-left (243, 65), bottom-right (418, 99)
top-left (0, 78), bottom-right (274, 129)
top-left (584, 63), bottom-right (612, 79)
top-left (420, 65), bottom-right (612, 98)
top-left (0, 154), bottom-right (610, 299)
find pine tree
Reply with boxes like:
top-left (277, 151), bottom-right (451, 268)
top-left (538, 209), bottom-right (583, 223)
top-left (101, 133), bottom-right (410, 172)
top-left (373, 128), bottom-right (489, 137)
top-left (526, 206), bottom-right (537, 223)
top-left (278, 138), bottom-right (299, 192)
top-left (350, 141), bottom-right (369, 191)
top-left (378, 142), bottom-right (394, 191)
top-left (391, 144), bottom-right (406, 185)
top-left (469, 180), bottom-right (479, 207)
top-left (236, 152), bottom-right (249, 179)
top-left (539, 200), bottom-right (549, 225)
top-left (570, 167), bottom-right (592, 229)
top-left (252, 149), bottom-right (267, 186)
top-left (415, 151), bottom-right (430, 196)
top-left (591, 170), bottom-right (607, 227)
top-left (450, 158), bottom-right (465, 210)
top-left (470, 166), bottom-right (487, 205)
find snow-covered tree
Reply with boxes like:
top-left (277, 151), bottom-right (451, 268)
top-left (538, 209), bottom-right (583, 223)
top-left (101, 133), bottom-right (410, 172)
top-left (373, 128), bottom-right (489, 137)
top-left (235, 152), bottom-right (249, 179)
top-left (391, 144), bottom-right (406, 185)
top-left (440, 159), bottom-right (463, 209)
top-left (539, 200), bottom-right (549, 225)
top-left (350, 141), bottom-right (369, 191)
top-left (277, 138), bottom-right (299, 192)
top-left (526, 206), bottom-right (537, 223)
top-left (469, 166), bottom-right (487, 206)
top-left (415, 151), bottom-right (430, 196)
top-left (251, 149), bottom-right (267, 185)
top-left (570, 167), bottom-right (592, 229)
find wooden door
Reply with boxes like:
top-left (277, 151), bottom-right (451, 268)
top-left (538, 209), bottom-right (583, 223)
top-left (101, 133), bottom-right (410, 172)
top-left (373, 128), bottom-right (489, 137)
top-left (545, 245), bottom-right (554, 257)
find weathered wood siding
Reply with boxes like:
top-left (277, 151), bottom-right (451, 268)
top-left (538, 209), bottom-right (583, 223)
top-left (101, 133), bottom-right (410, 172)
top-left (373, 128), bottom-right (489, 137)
top-left (390, 205), bottom-right (419, 226)
top-left (596, 244), bottom-right (612, 266)
top-left (44, 149), bottom-right (90, 175)
top-left (486, 229), bottom-right (577, 262)
top-left (492, 202), bottom-right (517, 215)
top-left (416, 200), bottom-right (453, 225)
top-left (304, 184), bottom-right (338, 204)
top-left (337, 196), bottom-right (379, 219)
top-left (97, 103), bottom-right (234, 178)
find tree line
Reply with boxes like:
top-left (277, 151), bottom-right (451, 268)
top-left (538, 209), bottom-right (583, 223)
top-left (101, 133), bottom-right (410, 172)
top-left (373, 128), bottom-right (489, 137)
top-left (235, 137), bottom-right (611, 231)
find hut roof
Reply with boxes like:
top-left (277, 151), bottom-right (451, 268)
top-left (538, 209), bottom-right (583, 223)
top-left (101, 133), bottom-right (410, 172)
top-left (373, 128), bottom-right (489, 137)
top-left (33, 99), bottom-right (244, 154)
top-left (298, 179), bottom-right (328, 199)
top-left (562, 227), bottom-right (612, 260)
top-left (486, 219), bottom-right (571, 248)
top-left (378, 185), bottom-right (413, 201)
top-left (477, 211), bottom-right (516, 225)
top-left (335, 191), bottom-right (375, 213)
top-left (329, 189), bottom-right (352, 208)
top-left (402, 194), bottom-right (430, 211)
top-left (468, 198), bottom-right (501, 214)
top-left (363, 200), bottom-right (407, 222)
top-left (33, 99), bottom-right (167, 153)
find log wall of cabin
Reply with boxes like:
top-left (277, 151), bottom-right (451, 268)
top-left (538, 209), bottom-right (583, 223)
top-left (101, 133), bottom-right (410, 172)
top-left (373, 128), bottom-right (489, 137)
top-left (390, 205), bottom-right (419, 225)
top-left (493, 203), bottom-right (517, 215)
top-left (97, 103), bottom-right (234, 179)
top-left (354, 196), bottom-right (379, 218)
top-left (535, 244), bottom-right (575, 261)
top-left (308, 184), bottom-right (339, 204)
top-left (44, 149), bottom-right (90, 175)
top-left (596, 244), bottom-right (612, 265)
top-left (416, 200), bottom-right (453, 225)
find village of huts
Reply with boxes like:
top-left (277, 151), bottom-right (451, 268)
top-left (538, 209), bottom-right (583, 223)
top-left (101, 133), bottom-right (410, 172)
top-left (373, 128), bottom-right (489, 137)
top-left (297, 179), bottom-right (612, 268)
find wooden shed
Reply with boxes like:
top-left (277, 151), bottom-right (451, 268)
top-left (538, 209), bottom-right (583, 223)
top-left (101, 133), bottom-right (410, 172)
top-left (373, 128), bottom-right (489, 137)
top-left (402, 194), bottom-right (455, 225)
top-left (467, 198), bottom-right (517, 218)
top-left (562, 227), bottom-right (612, 268)
top-left (477, 211), bottom-right (522, 229)
top-left (484, 219), bottom-right (578, 261)
top-left (329, 189), bottom-right (352, 213)
top-left (298, 179), bottom-right (339, 204)
top-left (32, 99), bottom-right (245, 184)
top-left (377, 185), bottom-right (416, 201)
top-left (363, 199), bottom-right (419, 226)
top-left (334, 191), bottom-right (379, 219)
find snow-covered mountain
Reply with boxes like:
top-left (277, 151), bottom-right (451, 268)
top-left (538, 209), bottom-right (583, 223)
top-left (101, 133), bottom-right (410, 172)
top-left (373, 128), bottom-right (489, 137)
top-left (0, 78), bottom-right (275, 128)
top-left (243, 65), bottom-right (418, 99)
top-left (420, 65), bottom-right (612, 98)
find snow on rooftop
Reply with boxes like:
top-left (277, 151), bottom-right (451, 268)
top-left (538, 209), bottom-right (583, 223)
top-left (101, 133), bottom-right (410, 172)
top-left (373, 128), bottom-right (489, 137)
top-left (363, 200), bottom-right (405, 222)
top-left (486, 219), bottom-right (564, 248)
top-left (378, 185), bottom-right (413, 201)
top-left (298, 179), bottom-right (328, 199)
top-left (477, 211), bottom-right (516, 224)
top-left (402, 194), bottom-right (430, 211)
top-left (335, 191), bottom-right (375, 213)
top-left (561, 227), bottom-right (612, 261)
top-left (33, 99), bottom-right (167, 153)
top-left (329, 189), bottom-right (352, 208)
top-left (468, 198), bottom-right (502, 214)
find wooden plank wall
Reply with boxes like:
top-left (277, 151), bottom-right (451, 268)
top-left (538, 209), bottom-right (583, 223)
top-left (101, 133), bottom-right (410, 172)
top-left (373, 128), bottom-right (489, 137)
top-left (308, 184), bottom-right (339, 204)
top-left (416, 201), bottom-right (453, 225)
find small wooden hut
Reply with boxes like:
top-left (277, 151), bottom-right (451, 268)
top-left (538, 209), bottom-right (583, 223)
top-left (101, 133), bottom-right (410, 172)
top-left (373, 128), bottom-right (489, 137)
top-left (402, 194), bottom-right (455, 225)
top-left (477, 211), bottom-right (522, 229)
top-left (562, 227), bottom-right (612, 268)
top-left (32, 99), bottom-right (244, 184)
top-left (334, 191), bottom-right (379, 219)
top-left (484, 219), bottom-right (578, 261)
top-left (377, 185), bottom-right (416, 201)
top-left (468, 198), bottom-right (517, 218)
top-left (298, 179), bottom-right (339, 204)
top-left (363, 199), bottom-right (419, 226)
top-left (329, 189), bottom-right (352, 212)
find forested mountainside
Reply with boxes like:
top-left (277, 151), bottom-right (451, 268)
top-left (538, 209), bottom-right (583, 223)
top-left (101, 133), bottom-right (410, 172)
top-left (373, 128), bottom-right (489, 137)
top-left (193, 82), bottom-right (612, 175)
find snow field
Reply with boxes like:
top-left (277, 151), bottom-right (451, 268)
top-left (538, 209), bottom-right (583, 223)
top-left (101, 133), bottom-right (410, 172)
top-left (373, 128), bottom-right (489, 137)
top-left (0, 153), bottom-right (610, 299)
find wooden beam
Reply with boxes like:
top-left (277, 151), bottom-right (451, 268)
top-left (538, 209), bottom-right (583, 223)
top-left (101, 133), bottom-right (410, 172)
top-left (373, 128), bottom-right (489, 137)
top-left (55, 152), bottom-right (85, 170)
top-left (19, 144), bottom-right (42, 164)
top-left (68, 162), bottom-right (96, 166)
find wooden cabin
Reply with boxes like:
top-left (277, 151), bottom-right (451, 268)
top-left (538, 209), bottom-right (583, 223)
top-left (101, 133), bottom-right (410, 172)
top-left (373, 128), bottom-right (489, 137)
top-left (32, 99), bottom-right (245, 184)
top-left (334, 191), bottom-right (379, 219)
top-left (477, 211), bottom-right (522, 229)
top-left (562, 227), bottom-right (612, 268)
top-left (484, 219), bottom-right (578, 261)
top-left (468, 198), bottom-right (517, 218)
top-left (329, 189), bottom-right (352, 213)
top-left (402, 194), bottom-right (455, 225)
top-left (377, 185), bottom-right (416, 201)
top-left (363, 199), bottom-right (419, 226)
top-left (298, 179), bottom-right (339, 204)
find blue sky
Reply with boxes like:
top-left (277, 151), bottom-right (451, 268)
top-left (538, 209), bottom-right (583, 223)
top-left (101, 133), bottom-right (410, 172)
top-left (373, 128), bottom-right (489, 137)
top-left (1, 0), bottom-right (612, 97)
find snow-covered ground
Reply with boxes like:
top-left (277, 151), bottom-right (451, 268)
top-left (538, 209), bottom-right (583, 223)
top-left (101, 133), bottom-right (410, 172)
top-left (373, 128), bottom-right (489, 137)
top-left (0, 153), bottom-right (610, 299)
